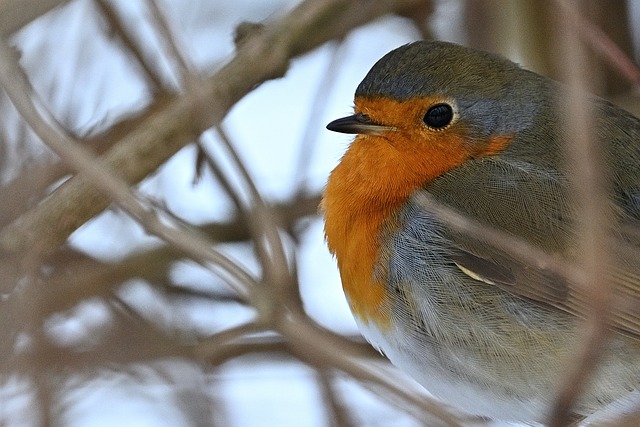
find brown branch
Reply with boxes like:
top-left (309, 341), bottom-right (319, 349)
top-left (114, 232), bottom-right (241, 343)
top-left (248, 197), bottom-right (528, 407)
top-left (9, 321), bottom-right (379, 373)
top-left (548, 2), bottom-right (614, 425)
top-left (94, 0), bottom-right (166, 89)
top-left (145, 0), bottom-right (192, 86)
top-left (0, 94), bottom-right (175, 229)
top-left (316, 369), bottom-right (357, 427)
top-left (554, 0), bottom-right (640, 89)
top-left (0, 0), bottom-right (72, 36)
top-left (212, 125), bottom-right (297, 321)
top-left (0, 0), bottom-right (420, 261)
top-left (0, 37), bottom-right (256, 300)
top-left (36, 193), bottom-right (321, 317)
top-left (277, 314), bottom-right (465, 427)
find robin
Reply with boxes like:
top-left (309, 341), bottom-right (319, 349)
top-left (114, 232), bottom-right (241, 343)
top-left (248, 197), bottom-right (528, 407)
top-left (323, 40), bottom-right (640, 424)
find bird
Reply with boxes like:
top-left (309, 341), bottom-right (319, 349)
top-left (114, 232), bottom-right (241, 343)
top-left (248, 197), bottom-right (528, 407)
top-left (322, 40), bottom-right (640, 424)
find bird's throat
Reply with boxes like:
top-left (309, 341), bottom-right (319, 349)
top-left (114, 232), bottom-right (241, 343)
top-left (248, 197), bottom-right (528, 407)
top-left (323, 135), bottom-right (417, 326)
top-left (323, 127), bottom-right (512, 325)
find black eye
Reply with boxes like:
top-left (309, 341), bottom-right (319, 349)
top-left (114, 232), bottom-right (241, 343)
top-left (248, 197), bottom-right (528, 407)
top-left (423, 103), bottom-right (454, 129)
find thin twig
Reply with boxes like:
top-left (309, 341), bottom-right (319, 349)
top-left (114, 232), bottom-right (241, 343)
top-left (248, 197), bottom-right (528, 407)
top-left (31, 193), bottom-right (321, 318)
top-left (0, 93), bottom-right (175, 229)
top-left (193, 321), bottom-right (261, 361)
top-left (548, 1), bottom-right (614, 425)
top-left (554, 0), bottom-right (640, 89)
top-left (0, 0), bottom-right (422, 261)
top-left (195, 135), bottom-right (245, 209)
top-left (94, 0), bottom-right (165, 89)
top-left (316, 369), bottom-right (356, 427)
top-left (277, 314), bottom-right (464, 427)
top-left (0, 0), bottom-right (72, 36)
top-left (293, 40), bottom-right (345, 195)
top-left (0, 38), bottom-right (255, 300)
top-left (214, 125), bottom-right (295, 316)
top-left (145, 0), bottom-right (192, 86)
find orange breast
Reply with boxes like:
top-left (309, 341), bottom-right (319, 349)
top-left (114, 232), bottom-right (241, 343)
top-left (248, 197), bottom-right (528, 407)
top-left (323, 97), bottom-right (513, 326)
top-left (323, 136), bottom-right (399, 327)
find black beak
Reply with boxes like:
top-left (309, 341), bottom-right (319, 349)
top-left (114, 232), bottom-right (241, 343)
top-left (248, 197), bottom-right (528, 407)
top-left (326, 113), bottom-right (392, 135)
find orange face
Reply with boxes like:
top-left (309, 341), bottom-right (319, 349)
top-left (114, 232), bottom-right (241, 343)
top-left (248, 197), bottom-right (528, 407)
top-left (356, 96), bottom-right (513, 184)
top-left (323, 95), bottom-right (512, 324)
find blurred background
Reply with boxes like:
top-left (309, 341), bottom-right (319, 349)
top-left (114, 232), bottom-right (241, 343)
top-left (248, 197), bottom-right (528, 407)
top-left (0, 1), bottom-right (639, 426)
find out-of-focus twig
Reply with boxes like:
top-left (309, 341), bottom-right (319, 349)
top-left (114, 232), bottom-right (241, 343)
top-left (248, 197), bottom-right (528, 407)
top-left (145, 0), bottom-right (192, 87)
top-left (0, 38), bottom-right (255, 300)
top-left (193, 321), bottom-right (261, 362)
top-left (145, 0), bottom-right (295, 311)
top-left (27, 192), bottom-right (321, 317)
top-left (293, 40), bottom-right (345, 195)
top-left (0, 0), bottom-right (71, 36)
top-left (0, 93), bottom-right (175, 229)
top-left (554, 0), bottom-right (640, 89)
top-left (0, 0), bottom-right (421, 262)
top-left (213, 125), bottom-right (297, 319)
top-left (94, 0), bottom-right (165, 89)
top-left (547, 2), bottom-right (614, 426)
top-left (316, 369), bottom-right (357, 427)
top-left (278, 314), bottom-right (465, 427)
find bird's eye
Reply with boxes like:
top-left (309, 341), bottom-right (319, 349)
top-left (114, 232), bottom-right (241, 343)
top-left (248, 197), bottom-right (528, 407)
top-left (423, 103), bottom-right (454, 130)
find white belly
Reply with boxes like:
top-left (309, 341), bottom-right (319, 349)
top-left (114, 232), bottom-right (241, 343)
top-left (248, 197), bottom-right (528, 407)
top-left (355, 316), bottom-right (551, 425)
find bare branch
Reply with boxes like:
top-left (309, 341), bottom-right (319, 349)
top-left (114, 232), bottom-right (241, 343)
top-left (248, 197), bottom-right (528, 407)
top-left (0, 37), bottom-right (255, 300)
top-left (94, 0), bottom-right (166, 89)
top-left (0, 0), bottom-right (421, 261)
top-left (278, 314), bottom-right (465, 427)
top-left (145, 0), bottom-right (192, 86)
top-left (293, 40), bottom-right (345, 194)
top-left (0, 0), bottom-right (71, 36)
top-left (548, 1), bottom-right (615, 425)
top-left (553, 0), bottom-right (640, 89)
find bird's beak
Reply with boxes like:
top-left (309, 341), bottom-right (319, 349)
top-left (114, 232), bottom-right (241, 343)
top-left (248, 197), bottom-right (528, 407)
top-left (326, 113), bottom-right (393, 135)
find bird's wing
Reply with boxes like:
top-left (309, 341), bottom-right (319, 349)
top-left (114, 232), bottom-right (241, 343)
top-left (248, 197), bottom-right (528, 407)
top-left (421, 153), bottom-right (640, 340)
top-left (448, 223), bottom-right (640, 341)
